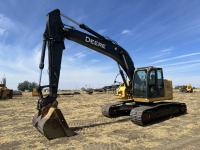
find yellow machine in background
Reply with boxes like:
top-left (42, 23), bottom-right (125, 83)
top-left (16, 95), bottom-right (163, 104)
top-left (32, 88), bottom-right (39, 96)
top-left (179, 84), bottom-right (193, 93)
top-left (0, 78), bottom-right (13, 99)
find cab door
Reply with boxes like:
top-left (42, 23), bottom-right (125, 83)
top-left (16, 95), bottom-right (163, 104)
top-left (147, 68), bottom-right (164, 98)
top-left (133, 69), bottom-right (147, 98)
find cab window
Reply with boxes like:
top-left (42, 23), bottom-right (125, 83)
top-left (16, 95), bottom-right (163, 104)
top-left (134, 70), bottom-right (147, 98)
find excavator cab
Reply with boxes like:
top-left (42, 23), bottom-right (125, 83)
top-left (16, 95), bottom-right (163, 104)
top-left (133, 66), bottom-right (173, 102)
top-left (134, 67), bottom-right (165, 99)
top-left (117, 66), bottom-right (173, 102)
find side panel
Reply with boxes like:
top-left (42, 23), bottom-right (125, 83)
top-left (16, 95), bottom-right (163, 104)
top-left (163, 79), bottom-right (173, 100)
top-left (133, 97), bottom-right (171, 103)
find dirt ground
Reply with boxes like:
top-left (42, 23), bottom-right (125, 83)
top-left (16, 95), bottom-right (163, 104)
top-left (1, 90), bottom-right (200, 150)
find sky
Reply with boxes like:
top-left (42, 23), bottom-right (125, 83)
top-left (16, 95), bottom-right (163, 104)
top-left (0, 0), bottom-right (200, 90)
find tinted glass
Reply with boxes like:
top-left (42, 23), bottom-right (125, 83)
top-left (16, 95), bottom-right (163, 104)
top-left (134, 70), bottom-right (147, 98)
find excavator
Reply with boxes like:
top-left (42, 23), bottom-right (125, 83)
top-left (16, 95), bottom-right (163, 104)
top-left (179, 84), bottom-right (193, 93)
top-left (32, 9), bottom-right (187, 140)
top-left (0, 78), bottom-right (13, 99)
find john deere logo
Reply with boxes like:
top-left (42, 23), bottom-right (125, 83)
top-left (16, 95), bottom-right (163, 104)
top-left (85, 36), bottom-right (106, 49)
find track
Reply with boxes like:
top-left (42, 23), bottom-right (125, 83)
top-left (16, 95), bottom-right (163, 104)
top-left (130, 102), bottom-right (187, 125)
top-left (102, 101), bottom-right (123, 118)
top-left (102, 101), bottom-right (187, 126)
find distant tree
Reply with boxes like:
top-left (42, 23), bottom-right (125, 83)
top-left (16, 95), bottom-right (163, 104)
top-left (17, 81), bottom-right (38, 91)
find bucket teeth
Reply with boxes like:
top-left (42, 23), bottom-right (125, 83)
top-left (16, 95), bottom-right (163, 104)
top-left (32, 106), bottom-right (76, 140)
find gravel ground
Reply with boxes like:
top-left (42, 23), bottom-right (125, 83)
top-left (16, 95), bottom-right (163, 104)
top-left (0, 90), bottom-right (200, 150)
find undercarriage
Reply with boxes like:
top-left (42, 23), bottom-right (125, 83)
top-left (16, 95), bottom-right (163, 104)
top-left (102, 100), bottom-right (187, 125)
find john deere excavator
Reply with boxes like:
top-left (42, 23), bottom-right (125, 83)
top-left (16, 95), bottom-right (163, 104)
top-left (32, 9), bottom-right (187, 140)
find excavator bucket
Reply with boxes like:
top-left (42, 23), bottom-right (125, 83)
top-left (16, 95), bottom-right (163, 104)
top-left (32, 102), bottom-right (76, 140)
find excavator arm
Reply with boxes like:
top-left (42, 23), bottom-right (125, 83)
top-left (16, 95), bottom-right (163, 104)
top-left (36, 9), bottom-right (65, 109)
top-left (37, 9), bottom-right (135, 109)
top-left (33, 9), bottom-right (135, 139)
